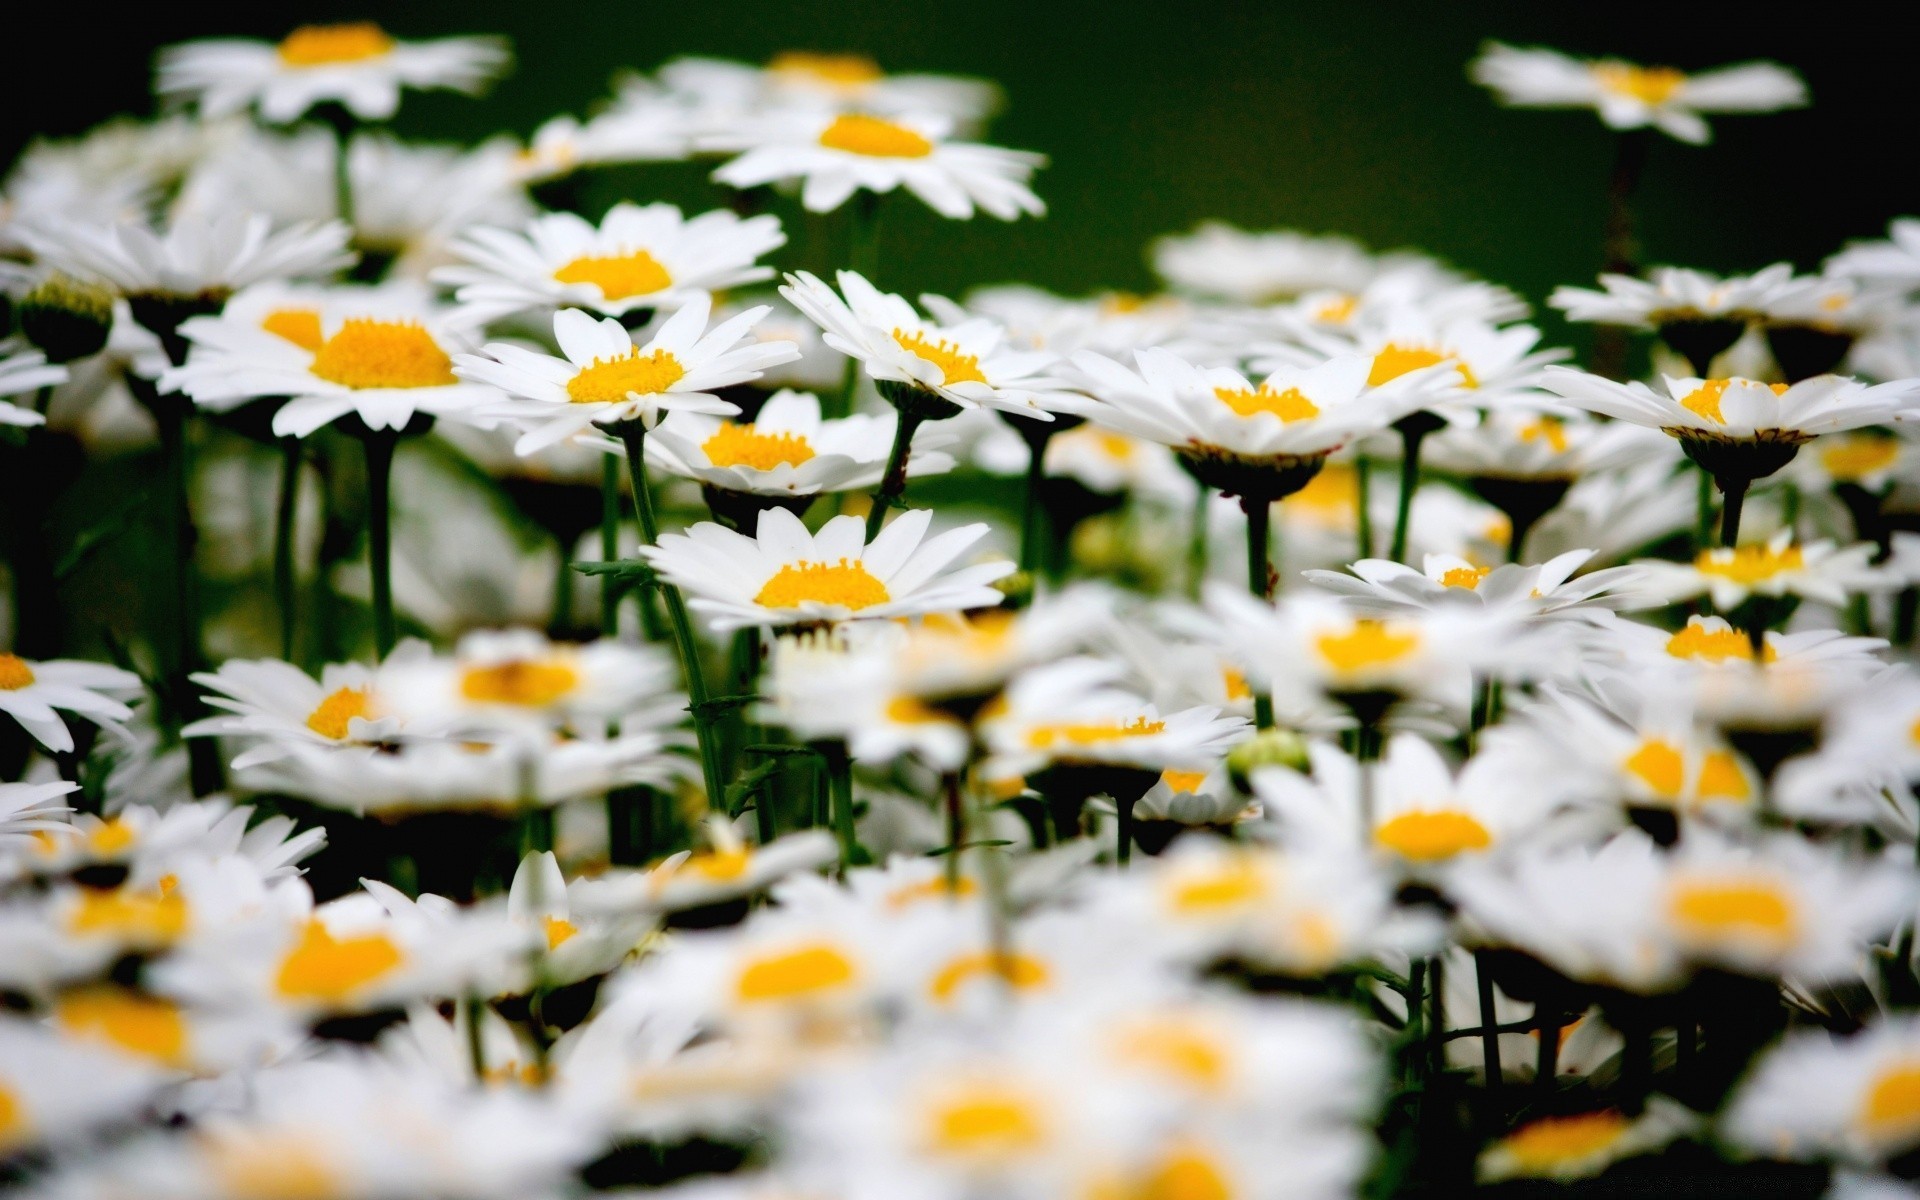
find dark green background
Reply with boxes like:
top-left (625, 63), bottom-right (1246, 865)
top-left (7, 2), bottom-right (1916, 349)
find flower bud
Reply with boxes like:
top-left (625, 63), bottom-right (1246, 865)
top-left (19, 273), bottom-right (114, 364)
top-left (1227, 727), bottom-right (1310, 791)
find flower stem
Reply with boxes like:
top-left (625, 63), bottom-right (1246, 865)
top-left (600, 455), bottom-right (621, 634)
top-left (616, 426), bottom-right (728, 810)
top-left (821, 738), bottom-right (856, 872)
top-left (1720, 477), bottom-right (1749, 548)
top-left (848, 190), bottom-right (882, 285)
top-left (1186, 479), bottom-right (1209, 599)
top-left (319, 105), bottom-right (357, 229)
top-left (1355, 454), bottom-right (1374, 560)
top-left (1389, 425), bottom-right (1429, 564)
top-left (1242, 496), bottom-right (1276, 729)
top-left (1019, 428), bottom-right (1053, 574)
top-left (361, 429), bottom-right (398, 659)
top-left (274, 436), bottom-right (301, 660)
top-left (1592, 129), bottom-right (1650, 381)
top-left (1474, 951), bottom-right (1503, 1115)
top-left (865, 410), bottom-right (922, 540)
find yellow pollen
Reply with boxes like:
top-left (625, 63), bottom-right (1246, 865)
top-left (1166, 859), bottom-right (1270, 914)
top-left (1667, 878), bottom-right (1797, 945)
top-left (56, 987), bottom-right (187, 1067)
top-left (552, 250), bottom-right (673, 302)
top-left (1094, 430), bottom-right (1139, 460)
top-left (1677, 378), bottom-right (1789, 424)
top-left (819, 113), bottom-right (935, 158)
top-left (542, 916), bottom-right (578, 950)
top-left (1518, 416), bottom-right (1571, 455)
top-left (0, 654), bottom-right (34, 690)
top-left (308, 319), bottom-right (454, 390)
top-left (1820, 435), bottom-right (1901, 482)
top-left (0, 1084), bottom-right (23, 1153)
top-left (769, 51), bottom-right (883, 87)
top-left (87, 818), bottom-right (137, 856)
top-left (459, 658), bottom-right (580, 707)
top-left (755, 560), bottom-right (892, 610)
top-left (1624, 740), bottom-right (1686, 798)
top-left (1212, 385), bottom-right (1321, 422)
top-left (566, 347), bottom-right (686, 404)
top-left (1314, 295), bottom-right (1358, 324)
top-left (926, 1089), bottom-right (1047, 1158)
top-left (1137, 1147), bottom-right (1234, 1200)
top-left (261, 308), bottom-right (324, 351)
top-left (1161, 769), bottom-right (1208, 793)
top-left (206, 1133), bottom-right (343, 1200)
top-left (277, 22), bottom-right (395, 67)
top-left (701, 423), bottom-right (816, 471)
top-left (1861, 1063), bottom-right (1920, 1143)
top-left (887, 875), bottom-right (979, 908)
top-left (1665, 618), bottom-right (1773, 663)
top-left (1368, 343), bottom-right (1476, 388)
top-left (1025, 716), bottom-right (1166, 749)
top-left (1374, 810), bottom-right (1493, 861)
top-left (735, 943), bottom-right (859, 1003)
top-left (1593, 62), bottom-right (1687, 106)
top-left (1498, 1110), bottom-right (1632, 1171)
top-left (892, 329), bottom-right (986, 385)
top-left (69, 888), bottom-right (186, 944)
top-left (1314, 619), bottom-right (1421, 675)
top-left (1696, 751), bottom-right (1752, 803)
top-left (1222, 667), bottom-right (1252, 702)
top-left (274, 920), bottom-right (404, 1002)
top-left (1441, 565), bottom-right (1491, 590)
top-left (884, 695), bottom-right (953, 726)
top-left (689, 847), bottom-right (753, 881)
top-left (929, 950), bottom-right (1051, 1003)
top-left (1115, 1022), bottom-right (1229, 1091)
top-left (305, 687), bottom-right (375, 740)
top-left (1694, 543), bottom-right (1805, 586)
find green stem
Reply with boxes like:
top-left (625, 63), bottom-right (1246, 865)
top-left (1474, 952), bottom-right (1503, 1114)
top-left (942, 771), bottom-right (966, 889)
top-left (550, 533), bottom-right (575, 635)
top-left (274, 436), bottom-right (301, 660)
top-left (865, 410), bottom-right (923, 540)
top-left (1695, 466), bottom-right (1713, 550)
top-left (1019, 429), bottom-right (1053, 574)
top-left (1355, 454), bottom-right (1374, 560)
top-left (821, 739), bottom-right (856, 872)
top-left (1389, 426), bottom-right (1427, 564)
top-left (600, 455), bottom-right (620, 634)
top-left (1186, 479), bottom-right (1209, 599)
top-left (616, 427), bottom-right (728, 810)
top-left (1720, 477), bottom-right (1749, 548)
top-left (848, 190), bottom-right (882, 284)
top-left (1243, 496), bottom-right (1276, 729)
top-left (361, 430), bottom-right (398, 659)
top-left (323, 107), bottom-right (356, 228)
top-left (464, 994), bottom-right (487, 1081)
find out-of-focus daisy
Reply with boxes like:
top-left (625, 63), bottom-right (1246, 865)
top-left (1276, 312), bottom-right (1564, 418)
top-left (0, 1018), bottom-right (164, 1158)
top-left (574, 824), bottom-right (839, 916)
top-left (1469, 42), bottom-right (1807, 144)
top-left (0, 347), bottom-right (66, 427)
top-left (1549, 264), bottom-right (1799, 374)
top-left (1306, 548), bottom-right (1650, 621)
top-left (0, 652), bottom-right (140, 753)
top-left (641, 507), bottom-right (1012, 632)
top-left (755, 627), bottom-right (970, 770)
top-left (162, 282), bottom-right (495, 437)
top-left (1632, 532), bottom-right (1877, 610)
top-left (1727, 1016), bottom-right (1920, 1166)
top-left (456, 300), bottom-right (797, 453)
top-left (663, 53), bottom-right (1002, 128)
top-left (980, 656), bottom-right (1248, 782)
top-left (1829, 218), bottom-right (1920, 290)
top-left (0, 781), bottom-right (75, 846)
top-left (1151, 222), bottom-right (1375, 303)
top-left (1479, 1102), bottom-right (1694, 1183)
top-left (380, 629), bottom-right (682, 740)
top-left (156, 24), bottom-right (510, 123)
top-left (437, 202), bottom-right (786, 327)
top-left (185, 649), bottom-right (416, 769)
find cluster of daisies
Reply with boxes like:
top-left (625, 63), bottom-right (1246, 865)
top-left (7, 18), bottom-right (1920, 1200)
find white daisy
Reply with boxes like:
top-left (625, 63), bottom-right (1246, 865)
top-left (1727, 1016), bottom-right (1920, 1165)
top-left (20, 210), bottom-right (353, 310)
top-left (156, 23), bottom-right (510, 123)
top-left (436, 202), bottom-right (786, 327)
top-left (1305, 548), bottom-right (1651, 620)
top-left (0, 781), bottom-right (75, 846)
top-left (1632, 532), bottom-right (1879, 610)
top-left (662, 52), bottom-right (1002, 128)
top-left (0, 652), bottom-right (140, 753)
top-left (0, 347), bottom-right (66, 427)
top-left (1549, 263), bottom-right (1800, 330)
top-left (1272, 312), bottom-right (1565, 418)
top-left (641, 506), bottom-right (1013, 632)
top-left (1150, 222), bottom-right (1376, 303)
top-left (0, 1018), bottom-right (164, 1158)
top-left (979, 656), bottom-right (1250, 781)
top-left (455, 300), bottom-right (798, 453)
top-left (1469, 42), bottom-right (1808, 144)
top-left (1828, 217), bottom-right (1920, 289)
top-left (185, 652), bottom-right (412, 770)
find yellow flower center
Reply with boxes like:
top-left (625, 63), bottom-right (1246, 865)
top-left (755, 560), bottom-right (892, 610)
top-left (552, 250), bottom-right (674, 302)
top-left (1134, 1147), bottom-right (1234, 1200)
top-left (87, 818), bottom-right (137, 856)
top-left (308, 319), bottom-right (455, 390)
top-left (1677, 378), bottom-right (1789, 424)
top-left (0, 654), bottom-right (34, 690)
top-left (1025, 716), bottom-right (1166, 750)
top-left (1314, 619), bottom-right (1421, 676)
top-left (701, 423), bottom-right (816, 471)
top-left (884, 694), bottom-right (955, 726)
top-left (686, 847), bottom-right (753, 880)
top-left (1114, 1021), bottom-right (1229, 1091)
top-left (542, 916), bottom-right (578, 950)
top-left (0, 1084), bottom-right (23, 1153)
top-left (1166, 858), bottom-right (1271, 914)
top-left (1161, 768), bottom-right (1208, 793)
top-left (1212, 385), bottom-right (1321, 422)
top-left (305, 687), bottom-right (375, 740)
top-left (206, 1133), bottom-right (344, 1200)
top-left (1694, 543), bottom-right (1805, 586)
top-left (274, 920), bottom-right (404, 1002)
top-left (1498, 1110), bottom-right (1631, 1172)
top-left (261, 308), bottom-right (324, 351)
top-left (928, 950), bottom-right (1052, 1004)
top-left (1368, 343), bottom-right (1476, 388)
top-left (1696, 751), bottom-right (1752, 802)
top-left (1861, 1063), bottom-right (1920, 1143)
top-left (1518, 416), bottom-right (1571, 454)
top-left (769, 51), bottom-right (883, 87)
top-left (925, 1088), bottom-right (1048, 1160)
top-left (819, 113), bottom-right (935, 158)
top-left (1373, 810), bottom-right (1493, 861)
top-left (892, 329), bottom-right (986, 385)
top-left (1283, 464), bottom-right (1358, 524)
top-left (1593, 62), bottom-right (1687, 106)
top-left (1667, 878), bottom-right (1797, 946)
top-left (1820, 435), bottom-right (1901, 482)
top-left (55, 987), bottom-right (187, 1067)
top-left (458, 658), bottom-right (581, 707)
top-left (1441, 565), bottom-right (1491, 589)
top-left (1222, 668), bottom-right (1252, 702)
top-left (277, 22), bottom-right (395, 67)
top-left (69, 888), bottom-right (187, 943)
top-left (566, 347), bottom-right (686, 404)
top-left (1624, 739), bottom-right (1686, 798)
top-left (734, 942), bottom-right (859, 1004)
top-left (886, 875), bottom-right (979, 908)
top-left (1665, 618), bottom-right (1775, 663)
top-left (1314, 295), bottom-right (1358, 324)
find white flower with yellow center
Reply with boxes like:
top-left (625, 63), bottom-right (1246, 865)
top-left (1480, 1101), bottom-right (1695, 1183)
top-left (1150, 222), bottom-right (1376, 304)
top-left (0, 1019), bottom-right (164, 1160)
top-left (648, 389), bottom-right (956, 498)
top-left (1469, 42), bottom-right (1807, 144)
top-left (940, 283), bottom-right (1196, 360)
top-left (509, 103), bottom-right (693, 185)
top-left (0, 652), bottom-right (139, 754)
top-left (755, 626), bottom-right (970, 771)
top-left (437, 202), bottom-right (786, 326)
top-left (574, 823), bottom-right (839, 917)
top-left (782, 270), bottom-right (1080, 418)
top-left (1543, 368), bottom-right (1915, 449)
top-left (1784, 428), bottom-right (1919, 493)
top-left (1549, 264), bottom-right (1799, 330)
top-left (1632, 531), bottom-right (1877, 610)
top-left (1727, 1016), bottom-right (1920, 1164)
top-left (380, 628), bottom-right (681, 740)
top-left (1274, 312), bottom-right (1564, 418)
top-left (186, 648), bottom-right (417, 769)
top-left (1829, 218), bottom-right (1920, 290)
top-left (980, 656), bottom-right (1248, 780)
top-left (20, 210), bottom-right (353, 305)
top-left (1307, 548), bottom-right (1652, 621)
top-left (0, 347), bottom-right (67, 428)
top-left (504, 851), bottom-right (653, 988)
top-left (156, 23), bottom-right (509, 122)
top-left (1774, 675), bottom-right (1920, 829)
top-left (456, 300), bottom-right (798, 453)
top-left (643, 505), bottom-right (1013, 632)
top-left (1502, 688), bottom-right (1760, 818)
top-left (0, 781), bottom-right (75, 848)
top-left (710, 110), bottom-right (1044, 220)
top-left (162, 282), bottom-right (498, 437)
top-left (1424, 408), bottom-right (1666, 482)
top-left (662, 53), bottom-right (1003, 128)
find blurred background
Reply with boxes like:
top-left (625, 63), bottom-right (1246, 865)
top-left (8, 1), bottom-right (1917, 357)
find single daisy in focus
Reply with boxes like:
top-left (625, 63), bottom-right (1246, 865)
top-left (156, 23), bottom-right (510, 123)
top-left (436, 202), bottom-right (786, 327)
top-left (0, 652), bottom-right (140, 753)
top-left (1469, 42), bottom-right (1807, 144)
top-left (640, 506), bottom-right (1013, 632)
top-left (1150, 222), bottom-right (1375, 304)
top-left (782, 270), bottom-right (1079, 419)
top-left (1633, 533), bottom-right (1877, 611)
top-left (455, 299), bottom-right (799, 453)
top-left (162, 282), bottom-right (497, 437)
top-left (185, 649), bottom-right (417, 769)
top-left (709, 110), bottom-right (1044, 220)
top-left (0, 347), bottom-right (67, 427)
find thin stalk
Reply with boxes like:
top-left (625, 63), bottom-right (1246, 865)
top-left (616, 427), bottom-right (728, 810)
top-left (464, 994), bottom-right (487, 1081)
top-left (1592, 129), bottom-right (1650, 381)
top-left (1720, 477), bottom-right (1749, 548)
top-left (1355, 454), bottom-right (1374, 560)
top-left (848, 191), bottom-right (882, 284)
top-left (822, 739), bottom-right (856, 872)
top-left (550, 533), bottom-right (575, 634)
top-left (361, 430), bottom-right (398, 658)
top-left (865, 410), bottom-right (922, 540)
top-left (1244, 497), bottom-right (1276, 729)
top-left (1474, 952), bottom-right (1503, 1112)
top-left (274, 436), bottom-right (301, 660)
top-left (942, 771), bottom-right (965, 890)
top-left (1186, 479), bottom-right (1210, 599)
top-left (1116, 793), bottom-right (1135, 866)
top-left (324, 107), bottom-right (356, 228)
top-left (1535, 1006), bottom-right (1560, 1094)
top-left (1389, 426), bottom-right (1428, 564)
top-left (1427, 955), bottom-right (1447, 1080)
top-left (601, 443), bottom-right (621, 635)
top-left (1695, 466), bottom-right (1713, 550)
top-left (1019, 429), bottom-right (1052, 574)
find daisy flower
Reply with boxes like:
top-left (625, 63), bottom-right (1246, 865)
top-left (0, 1019), bottom-right (164, 1158)
top-left (456, 299), bottom-right (799, 453)
top-left (1549, 263), bottom-right (1797, 330)
top-left (1727, 1016), bottom-right (1920, 1165)
top-left (156, 23), bottom-right (510, 123)
top-left (781, 270), bottom-right (1080, 419)
top-left (1424, 409), bottom-right (1661, 483)
top-left (1305, 548), bottom-right (1651, 621)
top-left (0, 347), bottom-right (66, 427)
top-left (161, 282), bottom-right (497, 437)
top-left (0, 652), bottom-right (140, 753)
top-left (662, 53), bottom-right (1002, 128)
top-left (436, 202), bottom-right (786, 327)
top-left (1632, 532), bottom-right (1878, 610)
top-left (1275, 312), bottom-right (1565, 419)
top-left (1150, 222), bottom-right (1376, 303)
top-left (640, 506), bottom-right (1013, 632)
top-left (1469, 42), bottom-right (1808, 144)
top-left (709, 110), bottom-right (1044, 220)
top-left (755, 627), bottom-right (970, 771)
top-left (0, 781), bottom-right (75, 845)
top-left (574, 823), bottom-right (839, 916)
top-left (1828, 217), bottom-right (1920, 289)
top-left (1479, 1102), bottom-right (1695, 1183)
top-left (185, 650), bottom-right (415, 769)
